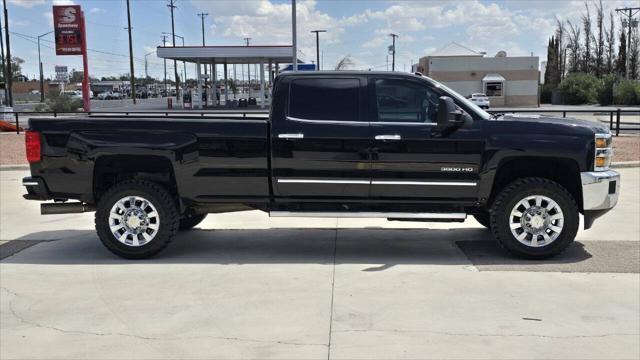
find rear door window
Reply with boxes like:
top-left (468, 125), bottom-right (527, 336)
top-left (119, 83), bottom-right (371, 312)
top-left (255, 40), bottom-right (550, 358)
top-left (289, 78), bottom-right (361, 121)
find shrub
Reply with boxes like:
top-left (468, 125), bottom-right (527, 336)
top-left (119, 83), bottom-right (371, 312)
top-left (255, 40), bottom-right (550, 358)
top-left (36, 91), bottom-right (83, 112)
top-left (597, 75), bottom-right (619, 106)
top-left (558, 73), bottom-right (599, 105)
top-left (614, 80), bottom-right (640, 105)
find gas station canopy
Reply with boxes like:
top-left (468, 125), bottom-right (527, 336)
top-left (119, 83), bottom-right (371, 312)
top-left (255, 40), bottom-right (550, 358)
top-left (156, 45), bottom-right (301, 64)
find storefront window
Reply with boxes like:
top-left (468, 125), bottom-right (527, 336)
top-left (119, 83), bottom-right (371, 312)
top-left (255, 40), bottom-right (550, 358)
top-left (485, 82), bottom-right (503, 97)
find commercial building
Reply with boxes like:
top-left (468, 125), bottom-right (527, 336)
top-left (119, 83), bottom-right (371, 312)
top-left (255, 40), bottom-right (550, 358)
top-left (413, 42), bottom-right (540, 107)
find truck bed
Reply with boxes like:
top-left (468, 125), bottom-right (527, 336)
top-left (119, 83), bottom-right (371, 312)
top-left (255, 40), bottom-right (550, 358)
top-left (28, 116), bottom-right (271, 204)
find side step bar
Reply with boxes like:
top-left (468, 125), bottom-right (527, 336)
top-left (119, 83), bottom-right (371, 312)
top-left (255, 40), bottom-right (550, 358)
top-left (269, 211), bottom-right (466, 220)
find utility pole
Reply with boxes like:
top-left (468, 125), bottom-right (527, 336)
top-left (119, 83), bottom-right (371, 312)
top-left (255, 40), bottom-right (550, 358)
top-left (167, 0), bottom-right (179, 100)
top-left (310, 30), bottom-right (326, 71)
top-left (616, 7), bottom-right (639, 79)
top-left (161, 35), bottom-right (167, 96)
top-left (197, 12), bottom-right (208, 89)
top-left (3, 0), bottom-right (13, 106)
top-left (37, 31), bottom-right (53, 103)
top-left (292, 0), bottom-right (297, 71)
top-left (389, 33), bottom-right (398, 72)
top-left (244, 37), bottom-right (251, 97)
top-left (125, 0), bottom-right (136, 104)
top-left (0, 22), bottom-right (7, 105)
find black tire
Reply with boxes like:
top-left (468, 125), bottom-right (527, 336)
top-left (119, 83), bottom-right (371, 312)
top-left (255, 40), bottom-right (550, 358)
top-left (472, 211), bottom-right (491, 229)
top-left (490, 177), bottom-right (579, 259)
top-left (179, 213), bottom-right (207, 231)
top-left (95, 180), bottom-right (179, 259)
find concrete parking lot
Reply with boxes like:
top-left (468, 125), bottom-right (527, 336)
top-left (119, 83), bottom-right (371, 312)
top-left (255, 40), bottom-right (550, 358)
top-left (1, 168), bottom-right (639, 359)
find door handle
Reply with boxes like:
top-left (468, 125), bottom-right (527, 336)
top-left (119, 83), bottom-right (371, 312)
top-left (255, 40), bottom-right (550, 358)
top-left (278, 133), bottom-right (304, 139)
top-left (375, 134), bottom-right (401, 141)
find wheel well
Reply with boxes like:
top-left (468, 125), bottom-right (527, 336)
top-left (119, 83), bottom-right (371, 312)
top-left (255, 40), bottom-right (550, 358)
top-left (489, 157), bottom-right (583, 210)
top-left (93, 155), bottom-right (177, 203)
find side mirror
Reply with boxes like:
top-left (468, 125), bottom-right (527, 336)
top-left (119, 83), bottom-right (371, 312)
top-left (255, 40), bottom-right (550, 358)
top-left (437, 96), bottom-right (469, 129)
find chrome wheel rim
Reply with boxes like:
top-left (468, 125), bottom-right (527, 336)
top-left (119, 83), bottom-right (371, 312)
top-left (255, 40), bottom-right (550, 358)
top-left (109, 196), bottom-right (160, 247)
top-left (509, 195), bottom-right (564, 248)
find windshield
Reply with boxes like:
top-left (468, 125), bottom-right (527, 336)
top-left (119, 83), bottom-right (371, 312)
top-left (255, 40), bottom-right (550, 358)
top-left (423, 77), bottom-right (491, 120)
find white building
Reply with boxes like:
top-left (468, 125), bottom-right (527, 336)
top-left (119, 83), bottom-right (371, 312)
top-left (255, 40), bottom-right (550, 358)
top-left (415, 42), bottom-right (540, 107)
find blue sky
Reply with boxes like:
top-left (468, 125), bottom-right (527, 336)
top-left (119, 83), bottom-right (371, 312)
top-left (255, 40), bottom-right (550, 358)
top-left (4, 0), bottom-right (637, 80)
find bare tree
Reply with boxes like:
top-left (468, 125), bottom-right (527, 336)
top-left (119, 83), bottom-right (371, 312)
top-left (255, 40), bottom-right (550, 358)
top-left (604, 11), bottom-right (616, 74)
top-left (567, 19), bottom-right (582, 73)
top-left (594, 0), bottom-right (605, 77)
top-left (581, 1), bottom-right (593, 73)
top-left (334, 56), bottom-right (354, 71)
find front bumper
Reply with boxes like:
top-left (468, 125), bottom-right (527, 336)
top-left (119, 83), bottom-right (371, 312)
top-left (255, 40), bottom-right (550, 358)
top-left (581, 170), bottom-right (620, 229)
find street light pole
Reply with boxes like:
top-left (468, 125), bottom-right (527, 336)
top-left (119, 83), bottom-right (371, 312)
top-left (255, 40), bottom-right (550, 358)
top-left (37, 30), bottom-right (53, 103)
top-left (161, 35), bottom-right (167, 96)
top-left (310, 30), bottom-right (326, 71)
top-left (244, 37), bottom-right (251, 98)
top-left (144, 50), bottom-right (155, 79)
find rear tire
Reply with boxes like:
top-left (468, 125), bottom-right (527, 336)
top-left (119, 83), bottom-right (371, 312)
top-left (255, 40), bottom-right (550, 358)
top-left (95, 180), bottom-right (179, 259)
top-left (179, 213), bottom-right (207, 231)
top-left (490, 177), bottom-right (579, 259)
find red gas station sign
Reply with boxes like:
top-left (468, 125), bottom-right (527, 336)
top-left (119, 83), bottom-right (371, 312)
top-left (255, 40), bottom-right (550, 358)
top-left (52, 5), bottom-right (90, 111)
top-left (53, 5), bottom-right (84, 56)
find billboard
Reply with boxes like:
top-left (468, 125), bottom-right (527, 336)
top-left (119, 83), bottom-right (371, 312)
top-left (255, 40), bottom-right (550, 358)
top-left (53, 5), bottom-right (83, 55)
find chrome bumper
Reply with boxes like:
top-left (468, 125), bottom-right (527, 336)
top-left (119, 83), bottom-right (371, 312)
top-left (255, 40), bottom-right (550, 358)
top-left (581, 170), bottom-right (620, 211)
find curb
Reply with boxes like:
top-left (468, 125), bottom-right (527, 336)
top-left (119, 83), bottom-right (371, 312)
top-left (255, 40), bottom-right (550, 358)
top-left (611, 161), bottom-right (640, 169)
top-left (0, 164), bottom-right (29, 171)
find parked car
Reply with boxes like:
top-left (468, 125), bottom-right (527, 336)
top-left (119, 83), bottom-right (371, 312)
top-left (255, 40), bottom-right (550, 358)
top-left (22, 71), bottom-right (619, 259)
top-left (97, 91), bottom-right (122, 100)
top-left (469, 93), bottom-right (490, 109)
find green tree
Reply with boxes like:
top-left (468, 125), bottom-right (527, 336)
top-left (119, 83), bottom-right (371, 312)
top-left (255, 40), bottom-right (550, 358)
top-left (597, 74), bottom-right (619, 105)
top-left (614, 79), bottom-right (640, 105)
top-left (616, 29), bottom-right (627, 77)
top-left (558, 72), bottom-right (599, 104)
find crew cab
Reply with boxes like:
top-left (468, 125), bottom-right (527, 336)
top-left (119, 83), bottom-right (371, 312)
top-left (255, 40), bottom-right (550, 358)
top-left (22, 71), bottom-right (620, 259)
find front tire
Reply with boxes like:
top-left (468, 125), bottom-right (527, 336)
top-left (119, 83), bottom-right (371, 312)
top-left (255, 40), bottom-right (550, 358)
top-left (95, 180), bottom-right (179, 259)
top-left (490, 177), bottom-right (579, 259)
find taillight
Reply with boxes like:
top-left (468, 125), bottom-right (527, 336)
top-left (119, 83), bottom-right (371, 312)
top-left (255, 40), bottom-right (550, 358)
top-left (25, 131), bottom-right (41, 163)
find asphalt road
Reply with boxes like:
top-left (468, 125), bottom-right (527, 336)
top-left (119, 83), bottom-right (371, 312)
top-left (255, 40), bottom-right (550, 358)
top-left (1, 168), bottom-right (639, 359)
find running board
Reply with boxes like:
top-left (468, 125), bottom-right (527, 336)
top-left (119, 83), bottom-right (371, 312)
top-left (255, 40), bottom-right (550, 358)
top-left (269, 211), bottom-right (467, 220)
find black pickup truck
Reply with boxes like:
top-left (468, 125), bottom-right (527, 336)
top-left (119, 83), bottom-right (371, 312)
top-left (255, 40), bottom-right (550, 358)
top-left (22, 71), bottom-right (620, 259)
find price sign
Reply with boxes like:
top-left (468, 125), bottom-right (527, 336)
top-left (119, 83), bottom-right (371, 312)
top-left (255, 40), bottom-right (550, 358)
top-left (53, 5), bottom-right (84, 55)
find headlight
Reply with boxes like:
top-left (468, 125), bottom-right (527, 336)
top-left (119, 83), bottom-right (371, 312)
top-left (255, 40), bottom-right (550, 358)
top-left (594, 133), bottom-right (613, 171)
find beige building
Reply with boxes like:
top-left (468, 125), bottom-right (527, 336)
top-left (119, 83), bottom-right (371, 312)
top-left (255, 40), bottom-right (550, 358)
top-left (413, 42), bottom-right (540, 107)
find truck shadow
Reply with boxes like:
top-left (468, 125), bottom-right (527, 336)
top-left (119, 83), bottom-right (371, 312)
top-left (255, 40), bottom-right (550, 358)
top-left (1, 227), bottom-right (596, 268)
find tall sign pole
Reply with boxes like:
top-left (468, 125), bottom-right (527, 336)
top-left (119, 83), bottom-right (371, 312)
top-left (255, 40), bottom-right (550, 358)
top-left (54, 5), bottom-right (90, 111)
top-left (80, 10), bottom-right (90, 111)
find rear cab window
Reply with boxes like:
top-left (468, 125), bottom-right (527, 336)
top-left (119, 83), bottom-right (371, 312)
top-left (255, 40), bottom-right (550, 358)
top-left (288, 77), bottom-right (363, 122)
